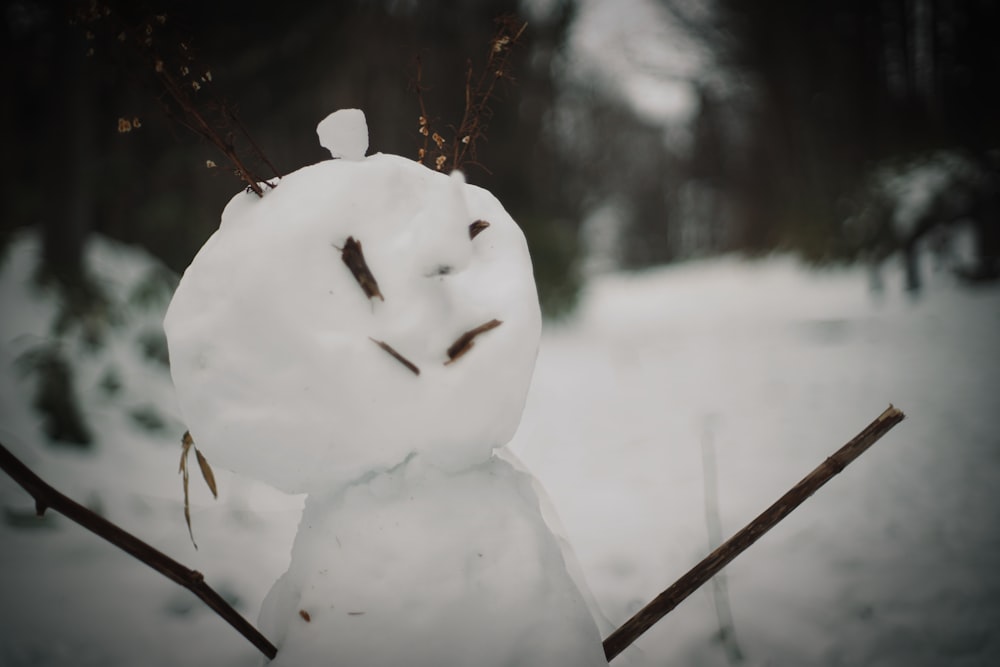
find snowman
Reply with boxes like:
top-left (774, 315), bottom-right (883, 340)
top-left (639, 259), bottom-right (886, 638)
top-left (164, 109), bottom-right (610, 665)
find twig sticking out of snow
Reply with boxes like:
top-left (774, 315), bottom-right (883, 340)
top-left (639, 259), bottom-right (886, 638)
top-left (602, 405), bottom-right (906, 662)
top-left (469, 219), bottom-right (491, 239)
top-left (0, 439), bottom-right (278, 661)
top-left (370, 339), bottom-right (421, 375)
top-left (445, 319), bottom-right (503, 364)
top-left (413, 16), bottom-right (528, 173)
top-left (338, 237), bottom-right (384, 302)
top-left (72, 5), bottom-right (280, 196)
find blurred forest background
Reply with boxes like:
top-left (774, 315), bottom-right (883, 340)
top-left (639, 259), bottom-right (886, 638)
top-left (3, 0), bottom-right (999, 317)
top-left (3, 5), bottom-right (1000, 664)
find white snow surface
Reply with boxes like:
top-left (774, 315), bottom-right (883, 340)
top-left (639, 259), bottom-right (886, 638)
top-left (164, 143), bottom-right (542, 495)
top-left (257, 455), bottom-right (606, 666)
top-left (1, 230), bottom-right (999, 666)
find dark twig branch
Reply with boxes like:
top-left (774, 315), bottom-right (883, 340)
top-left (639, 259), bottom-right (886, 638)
top-left (603, 405), bottom-right (906, 661)
top-left (413, 54), bottom-right (434, 168)
top-left (338, 236), bottom-right (384, 302)
top-left (0, 439), bottom-right (278, 661)
top-left (445, 319), bottom-right (503, 364)
top-left (469, 219), bottom-right (491, 239)
top-left (411, 16), bottom-right (527, 173)
top-left (451, 16), bottom-right (527, 171)
top-left (370, 338), bottom-right (421, 375)
top-left (73, 4), bottom-right (280, 196)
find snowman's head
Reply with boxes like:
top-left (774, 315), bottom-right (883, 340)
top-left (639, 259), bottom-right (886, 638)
top-left (164, 110), bottom-right (542, 494)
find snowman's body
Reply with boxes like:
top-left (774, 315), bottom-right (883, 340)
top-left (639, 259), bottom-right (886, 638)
top-left (260, 455), bottom-right (605, 666)
top-left (165, 110), bottom-right (609, 665)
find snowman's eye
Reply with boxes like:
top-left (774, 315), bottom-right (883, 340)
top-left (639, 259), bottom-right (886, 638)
top-left (469, 220), bottom-right (490, 240)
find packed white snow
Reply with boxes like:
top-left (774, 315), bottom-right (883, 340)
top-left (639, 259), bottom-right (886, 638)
top-left (1, 229), bottom-right (999, 666)
top-left (163, 110), bottom-right (608, 665)
top-left (164, 130), bottom-right (541, 494)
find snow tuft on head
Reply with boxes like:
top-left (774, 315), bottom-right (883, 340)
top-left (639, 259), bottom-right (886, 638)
top-left (317, 109), bottom-right (368, 161)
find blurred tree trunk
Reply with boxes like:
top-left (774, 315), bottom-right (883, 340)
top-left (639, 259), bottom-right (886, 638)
top-left (42, 24), bottom-right (96, 291)
top-left (660, 0), bottom-right (998, 266)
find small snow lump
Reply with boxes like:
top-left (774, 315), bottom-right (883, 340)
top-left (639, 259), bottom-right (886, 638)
top-left (317, 108), bottom-right (368, 161)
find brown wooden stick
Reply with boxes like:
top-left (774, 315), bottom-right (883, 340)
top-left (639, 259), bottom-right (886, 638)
top-left (603, 405), bottom-right (906, 661)
top-left (469, 220), bottom-right (490, 239)
top-left (0, 439), bottom-right (278, 661)
top-left (339, 237), bottom-right (384, 302)
top-left (445, 319), bottom-right (503, 364)
top-left (370, 338), bottom-right (421, 375)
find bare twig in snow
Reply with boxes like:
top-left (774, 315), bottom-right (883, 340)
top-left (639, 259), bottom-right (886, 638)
top-left (469, 219), bottom-right (491, 239)
top-left (603, 405), bottom-right (906, 661)
top-left (338, 237), bottom-right (384, 302)
top-left (370, 338), bottom-right (421, 375)
top-left (73, 4), bottom-right (280, 195)
top-left (412, 16), bottom-right (527, 173)
top-left (445, 319), bottom-right (503, 364)
top-left (0, 439), bottom-right (278, 660)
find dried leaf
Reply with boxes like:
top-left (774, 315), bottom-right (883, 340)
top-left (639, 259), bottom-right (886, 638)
top-left (180, 430), bottom-right (193, 472)
top-left (178, 431), bottom-right (218, 548)
top-left (179, 431), bottom-right (196, 549)
top-left (183, 502), bottom-right (196, 548)
top-left (445, 319), bottom-right (503, 364)
top-left (371, 338), bottom-right (420, 375)
top-left (195, 448), bottom-right (218, 499)
top-left (339, 237), bottom-right (384, 301)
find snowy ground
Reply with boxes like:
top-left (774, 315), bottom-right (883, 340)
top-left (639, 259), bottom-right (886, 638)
top-left (1, 231), bottom-right (998, 666)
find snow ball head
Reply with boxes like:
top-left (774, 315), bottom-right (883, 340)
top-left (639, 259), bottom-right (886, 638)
top-left (164, 110), bottom-right (542, 494)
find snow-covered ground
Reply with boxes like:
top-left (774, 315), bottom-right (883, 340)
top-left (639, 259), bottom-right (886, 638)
top-left (515, 258), bottom-right (1000, 666)
top-left (1, 231), bottom-right (998, 666)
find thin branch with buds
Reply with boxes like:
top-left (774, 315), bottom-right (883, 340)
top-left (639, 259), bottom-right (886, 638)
top-left (413, 15), bottom-right (527, 173)
top-left (73, 4), bottom-right (280, 196)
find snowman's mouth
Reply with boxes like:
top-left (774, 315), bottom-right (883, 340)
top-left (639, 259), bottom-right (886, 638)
top-left (338, 222), bottom-right (502, 375)
top-left (370, 318), bottom-right (504, 376)
top-left (370, 338), bottom-right (421, 375)
top-left (444, 319), bottom-right (503, 364)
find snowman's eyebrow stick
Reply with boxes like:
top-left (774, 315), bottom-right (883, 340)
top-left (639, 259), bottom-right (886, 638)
top-left (337, 236), bottom-right (384, 302)
top-left (445, 319), bottom-right (503, 365)
top-left (469, 220), bottom-right (490, 239)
